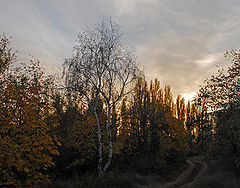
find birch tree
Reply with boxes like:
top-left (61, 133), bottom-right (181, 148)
top-left (64, 19), bottom-right (138, 175)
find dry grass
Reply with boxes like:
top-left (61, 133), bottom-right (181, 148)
top-left (41, 170), bottom-right (150, 188)
top-left (194, 156), bottom-right (240, 188)
top-left (195, 171), bottom-right (240, 188)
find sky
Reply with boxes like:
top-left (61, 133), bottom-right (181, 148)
top-left (1, 0), bottom-right (240, 101)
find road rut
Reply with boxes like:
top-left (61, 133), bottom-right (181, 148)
top-left (146, 157), bottom-right (208, 188)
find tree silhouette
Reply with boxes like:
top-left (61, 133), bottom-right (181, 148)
top-left (64, 19), bottom-right (138, 175)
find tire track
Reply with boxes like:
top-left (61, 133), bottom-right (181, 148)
top-left (179, 160), bottom-right (208, 188)
top-left (146, 158), bottom-right (208, 188)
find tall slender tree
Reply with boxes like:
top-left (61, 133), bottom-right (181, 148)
top-left (64, 19), bottom-right (138, 175)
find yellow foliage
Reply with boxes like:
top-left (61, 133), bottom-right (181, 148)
top-left (24, 167), bottom-right (30, 173)
top-left (0, 61), bottom-right (60, 187)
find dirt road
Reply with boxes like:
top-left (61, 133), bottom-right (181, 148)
top-left (146, 157), bottom-right (208, 188)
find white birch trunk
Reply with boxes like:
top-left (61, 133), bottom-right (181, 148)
top-left (103, 103), bottom-right (113, 174)
top-left (94, 110), bottom-right (103, 176)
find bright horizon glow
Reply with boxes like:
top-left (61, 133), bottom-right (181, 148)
top-left (182, 92), bottom-right (197, 102)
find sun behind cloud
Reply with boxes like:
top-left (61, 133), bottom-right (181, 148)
top-left (182, 92), bottom-right (197, 102)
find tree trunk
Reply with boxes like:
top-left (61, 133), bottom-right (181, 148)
top-left (94, 110), bottom-right (103, 176)
top-left (103, 104), bottom-right (113, 174)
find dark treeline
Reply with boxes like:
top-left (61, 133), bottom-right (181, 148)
top-left (54, 77), bottom-right (189, 178)
top-left (1, 20), bottom-right (240, 187)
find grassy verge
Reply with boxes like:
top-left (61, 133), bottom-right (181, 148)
top-left (184, 161), bottom-right (201, 184)
top-left (194, 156), bottom-right (240, 188)
top-left (41, 163), bottom-right (189, 188)
top-left (164, 162), bottom-right (189, 182)
top-left (195, 171), bottom-right (240, 188)
top-left (41, 170), bottom-right (150, 188)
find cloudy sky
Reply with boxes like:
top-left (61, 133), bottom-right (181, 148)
top-left (1, 0), bottom-right (240, 100)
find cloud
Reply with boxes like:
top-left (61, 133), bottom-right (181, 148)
top-left (0, 0), bottom-right (240, 97)
top-left (135, 33), bottom-right (229, 97)
top-left (113, 0), bottom-right (137, 16)
top-left (195, 54), bottom-right (220, 68)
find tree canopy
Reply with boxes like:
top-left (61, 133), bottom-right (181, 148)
top-left (0, 37), bottom-right (61, 187)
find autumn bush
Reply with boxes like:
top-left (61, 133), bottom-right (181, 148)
top-left (0, 36), bottom-right (61, 187)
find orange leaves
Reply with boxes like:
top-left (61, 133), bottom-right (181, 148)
top-left (23, 167), bottom-right (30, 173)
top-left (0, 61), bottom-right (60, 187)
top-left (49, 149), bottom-right (60, 155)
top-left (53, 135), bottom-right (62, 147)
